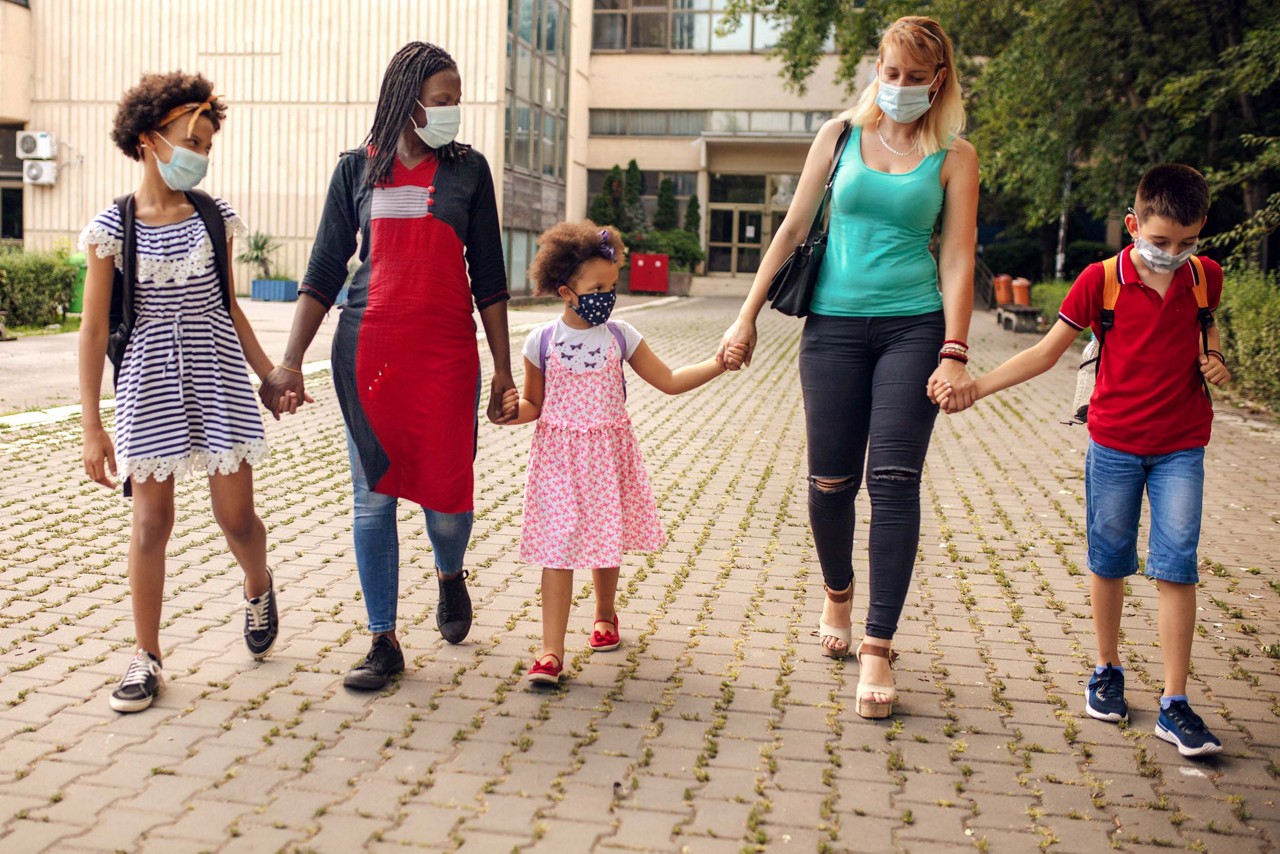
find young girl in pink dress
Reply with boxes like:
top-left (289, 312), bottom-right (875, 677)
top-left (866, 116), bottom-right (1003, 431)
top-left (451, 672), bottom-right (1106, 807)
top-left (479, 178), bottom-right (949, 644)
top-left (502, 222), bottom-right (745, 684)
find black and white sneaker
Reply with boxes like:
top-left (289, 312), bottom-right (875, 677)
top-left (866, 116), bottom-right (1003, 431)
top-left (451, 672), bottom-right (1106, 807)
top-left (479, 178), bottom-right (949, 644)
top-left (244, 570), bottom-right (279, 660)
top-left (109, 650), bottom-right (164, 713)
top-left (343, 635), bottom-right (405, 691)
top-left (1155, 699), bottom-right (1223, 758)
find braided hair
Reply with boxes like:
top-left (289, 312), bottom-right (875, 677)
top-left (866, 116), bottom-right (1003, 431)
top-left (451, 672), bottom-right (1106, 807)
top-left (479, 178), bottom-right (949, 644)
top-left (362, 41), bottom-right (467, 187)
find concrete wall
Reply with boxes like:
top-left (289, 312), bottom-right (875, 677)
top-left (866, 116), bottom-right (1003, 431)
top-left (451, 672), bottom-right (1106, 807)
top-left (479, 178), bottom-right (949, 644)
top-left (0, 0), bottom-right (32, 123)
top-left (20, 0), bottom-right (509, 289)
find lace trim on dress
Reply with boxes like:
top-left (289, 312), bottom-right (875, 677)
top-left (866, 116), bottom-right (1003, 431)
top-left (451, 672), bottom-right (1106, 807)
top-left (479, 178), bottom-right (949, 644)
top-left (79, 215), bottom-right (250, 280)
top-left (122, 438), bottom-right (269, 484)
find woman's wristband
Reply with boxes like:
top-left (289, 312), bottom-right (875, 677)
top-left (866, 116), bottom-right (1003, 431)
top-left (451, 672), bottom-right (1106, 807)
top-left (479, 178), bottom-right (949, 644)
top-left (939, 352), bottom-right (969, 365)
top-left (277, 364), bottom-right (304, 375)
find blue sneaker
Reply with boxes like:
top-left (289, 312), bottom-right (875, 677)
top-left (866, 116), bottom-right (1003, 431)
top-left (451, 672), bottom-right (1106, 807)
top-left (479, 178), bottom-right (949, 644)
top-left (1085, 664), bottom-right (1128, 722)
top-left (1155, 699), bottom-right (1222, 758)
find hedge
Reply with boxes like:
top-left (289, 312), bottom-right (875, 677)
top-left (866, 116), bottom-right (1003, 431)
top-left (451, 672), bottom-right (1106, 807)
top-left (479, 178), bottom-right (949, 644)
top-left (0, 249), bottom-right (77, 327)
top-left (1218, 267), bottom-right (1280, 410)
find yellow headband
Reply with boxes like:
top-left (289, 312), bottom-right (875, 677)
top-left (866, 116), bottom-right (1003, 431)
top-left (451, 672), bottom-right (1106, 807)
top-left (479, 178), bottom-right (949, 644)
top-left (158, 97), bottom-right (222, 137)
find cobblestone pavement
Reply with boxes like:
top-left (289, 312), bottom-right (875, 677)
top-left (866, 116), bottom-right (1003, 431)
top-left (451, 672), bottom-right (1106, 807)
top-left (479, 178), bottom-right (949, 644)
top-left (1, 297), bottom-right (1277, 853)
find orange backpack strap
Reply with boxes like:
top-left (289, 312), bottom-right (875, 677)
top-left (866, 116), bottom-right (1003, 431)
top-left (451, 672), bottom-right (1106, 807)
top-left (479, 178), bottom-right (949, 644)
top-left (1097, 254), bottom-right (1121, 349)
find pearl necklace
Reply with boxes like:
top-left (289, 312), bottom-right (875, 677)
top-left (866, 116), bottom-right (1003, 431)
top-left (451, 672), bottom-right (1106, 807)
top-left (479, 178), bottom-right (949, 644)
top-left (875, 117), bottom-right (918, 157)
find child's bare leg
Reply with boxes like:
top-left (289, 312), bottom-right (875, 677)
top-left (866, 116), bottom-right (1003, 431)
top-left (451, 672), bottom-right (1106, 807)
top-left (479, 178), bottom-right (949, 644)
top-left (592, 566), bottom-right (620, 628)
top-left (1091, 574), bottom-right (1125, 667)
top-left (1156, 579), bottom-right (1195, 696)
top-left (129, 476), bottom-right (176, 659)
top-left (209, 466), bottom-right (270, 598)
top-left (540, 568), bottom-right (574, 661)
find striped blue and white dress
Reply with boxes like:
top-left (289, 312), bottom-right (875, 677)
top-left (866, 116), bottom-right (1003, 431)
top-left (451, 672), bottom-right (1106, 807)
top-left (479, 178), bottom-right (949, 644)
top-left (79, 198), bottom-right (267, 484)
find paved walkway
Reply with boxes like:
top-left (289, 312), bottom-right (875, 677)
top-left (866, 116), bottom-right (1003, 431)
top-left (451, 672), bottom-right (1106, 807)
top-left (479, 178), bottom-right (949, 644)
top-left (1, 298), bottom-right (1277, 853)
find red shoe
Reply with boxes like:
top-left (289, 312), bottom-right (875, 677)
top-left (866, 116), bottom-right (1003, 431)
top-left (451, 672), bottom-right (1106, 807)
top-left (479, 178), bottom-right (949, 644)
top-left (590, 615), bottom-right (621, 651)
top-left (526, 653), bottom-right (563, 685)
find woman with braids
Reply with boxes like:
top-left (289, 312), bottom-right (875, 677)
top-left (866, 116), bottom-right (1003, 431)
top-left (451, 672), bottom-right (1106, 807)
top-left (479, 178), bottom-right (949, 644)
top-left (259, 42), bottom-right (516, 690)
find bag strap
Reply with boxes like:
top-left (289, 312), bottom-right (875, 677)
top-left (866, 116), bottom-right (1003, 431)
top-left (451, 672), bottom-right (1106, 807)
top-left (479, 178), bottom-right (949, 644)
top-left (186, 189), bottom-right (231, 312)
top-left (803, 121), bottom-right (853, 241)
top-left (606, 320), bottom-right (628, 399)
top-left (539, 324), bottom-right (555, 372)
top-left (113, 194), bottom-right (138, 335)
top-left (538, 320), bottom-right (630, 399)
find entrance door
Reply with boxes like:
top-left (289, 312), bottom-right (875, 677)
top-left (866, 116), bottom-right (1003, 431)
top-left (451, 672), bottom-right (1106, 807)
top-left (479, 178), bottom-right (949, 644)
top-left (707, 206), bottom-right (764, 275)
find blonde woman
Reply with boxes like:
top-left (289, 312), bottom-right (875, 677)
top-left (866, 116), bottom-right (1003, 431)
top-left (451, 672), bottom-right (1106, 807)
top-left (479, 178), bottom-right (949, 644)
top-left (718, 16), bottom-right (979, 718)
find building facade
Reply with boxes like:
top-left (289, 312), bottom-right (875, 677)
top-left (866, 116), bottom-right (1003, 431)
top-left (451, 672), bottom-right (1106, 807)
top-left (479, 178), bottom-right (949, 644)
top-left (4, 0), bottom-right (866, 290)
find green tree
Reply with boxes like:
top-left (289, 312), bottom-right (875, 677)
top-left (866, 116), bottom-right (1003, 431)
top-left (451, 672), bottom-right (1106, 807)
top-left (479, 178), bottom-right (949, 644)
top-left (722, 0), bottom-right (1280, 269)
top-left (588, 192), bottom-right (615, 227)
top-left (622, 159), bottom-right (647, 233)
top-left (653, 178), bottom-right (679, 231)
top-left (683, 192), bottom-right (702, 235)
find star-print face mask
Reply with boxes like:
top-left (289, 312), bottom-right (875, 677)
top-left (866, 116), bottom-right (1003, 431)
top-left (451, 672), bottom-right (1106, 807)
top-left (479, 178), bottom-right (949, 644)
top-left (570, 291), bottom-right (616, 326)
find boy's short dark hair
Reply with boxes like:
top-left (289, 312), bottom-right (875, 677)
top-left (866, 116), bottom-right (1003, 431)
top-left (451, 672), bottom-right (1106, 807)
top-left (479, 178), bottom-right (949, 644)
top-left (112, 71), bottom-right (226, 161)
top-left (1135, 164), bottom-right (1209, 226)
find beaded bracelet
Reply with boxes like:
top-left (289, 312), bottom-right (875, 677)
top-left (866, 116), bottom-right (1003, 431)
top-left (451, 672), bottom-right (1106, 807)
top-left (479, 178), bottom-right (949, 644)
top-left (939, 352), bottom-right (969, 365)
top-left (943, 339), bottom-right (969, 351)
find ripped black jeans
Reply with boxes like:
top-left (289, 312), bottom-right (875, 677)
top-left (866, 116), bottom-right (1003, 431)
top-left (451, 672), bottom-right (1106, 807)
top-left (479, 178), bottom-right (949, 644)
top-left (799, 311), bottom-right (944, 640)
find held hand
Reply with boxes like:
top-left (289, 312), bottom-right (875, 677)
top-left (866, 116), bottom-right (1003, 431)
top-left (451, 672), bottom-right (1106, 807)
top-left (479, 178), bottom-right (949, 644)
top-left (716, 319), bottom-right (757, 370)
top-left (721, 343), bottom-right (749, 372)
top-left (260, 366), bottom-right (307, 420)
top-left (927, 360), bottom-right (977, 413)
top-left (488, 370), bottom-right (517, 424)
top-left (499, 387), bottom-right (520, 422)
top-left (83, 427), bottom-right (118, 489)
top-left (1200, 353), bottom-right (1231, 387)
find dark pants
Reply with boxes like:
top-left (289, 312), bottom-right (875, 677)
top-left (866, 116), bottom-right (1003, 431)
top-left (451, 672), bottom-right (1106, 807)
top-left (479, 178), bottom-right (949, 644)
top-left (799, 311), bottom-right (944, 640)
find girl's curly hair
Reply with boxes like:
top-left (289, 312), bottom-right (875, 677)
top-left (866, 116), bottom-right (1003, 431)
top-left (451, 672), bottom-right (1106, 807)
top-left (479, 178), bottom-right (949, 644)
top-left (528, 221), bottom-right (627, 296)
top-left (111, 71), bottom-right (226, 160)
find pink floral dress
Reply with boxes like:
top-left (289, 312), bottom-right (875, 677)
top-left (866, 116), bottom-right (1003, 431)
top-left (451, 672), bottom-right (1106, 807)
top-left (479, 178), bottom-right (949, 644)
top-left (520, 334), bottom-right (665, 569)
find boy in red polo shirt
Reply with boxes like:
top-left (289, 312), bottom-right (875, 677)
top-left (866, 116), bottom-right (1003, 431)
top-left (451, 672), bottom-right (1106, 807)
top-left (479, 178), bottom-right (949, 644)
top-left (934, 164), bottom-right (1230, 757)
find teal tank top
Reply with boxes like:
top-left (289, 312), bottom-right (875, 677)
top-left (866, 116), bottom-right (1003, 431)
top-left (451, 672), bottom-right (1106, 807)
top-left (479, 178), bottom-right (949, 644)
top-left (811, 125), bottom-right (947, 317)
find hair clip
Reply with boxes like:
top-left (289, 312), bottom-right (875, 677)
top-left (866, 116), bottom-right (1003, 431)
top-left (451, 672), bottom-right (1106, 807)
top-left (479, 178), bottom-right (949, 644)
top-left (597, 229), bottom-right (617, 262)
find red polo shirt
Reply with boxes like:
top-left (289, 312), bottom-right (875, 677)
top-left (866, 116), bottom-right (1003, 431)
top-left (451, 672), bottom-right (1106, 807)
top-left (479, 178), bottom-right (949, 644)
top-left (1058, 245), bottom-right (1223, 456)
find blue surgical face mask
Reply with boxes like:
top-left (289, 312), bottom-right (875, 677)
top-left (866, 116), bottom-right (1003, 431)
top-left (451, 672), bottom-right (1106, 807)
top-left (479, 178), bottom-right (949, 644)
top-left (152, 134), bottom-right (209, 191)
top-left (411, 101), bottom-right (461, 149)
top-left (876, 72), bottom-right (940, 124)
top-left (570, 291), bottom-right (616, 326)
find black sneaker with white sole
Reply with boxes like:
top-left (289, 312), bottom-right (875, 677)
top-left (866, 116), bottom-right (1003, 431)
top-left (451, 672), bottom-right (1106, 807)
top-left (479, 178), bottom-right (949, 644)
top-left (109, 650), bottom-right (164, 713)
top-left (1155, 699), bottom-right (1223, 758)
top-left (244, 570), bottom-right (279, 660)
top-left (1085, 664), bottom-right (1129, 723)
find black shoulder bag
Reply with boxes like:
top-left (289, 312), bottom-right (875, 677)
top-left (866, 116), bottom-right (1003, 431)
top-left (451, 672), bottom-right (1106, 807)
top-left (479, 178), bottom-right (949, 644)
top-left (765, 121), bottom-right (853, 317)
top-left (106, 189), bottom-right (231, 388)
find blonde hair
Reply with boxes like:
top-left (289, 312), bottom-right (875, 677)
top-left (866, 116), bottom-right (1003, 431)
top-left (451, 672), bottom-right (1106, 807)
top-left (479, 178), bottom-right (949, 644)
top-left (840, 16), bottom-right (965, 157)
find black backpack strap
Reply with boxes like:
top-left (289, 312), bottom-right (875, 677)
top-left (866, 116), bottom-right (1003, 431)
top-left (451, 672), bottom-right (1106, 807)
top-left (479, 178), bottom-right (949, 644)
top-left (113, 194), bottom-right (138, 342)
top-left (187, 189), bottom-right (231, 311)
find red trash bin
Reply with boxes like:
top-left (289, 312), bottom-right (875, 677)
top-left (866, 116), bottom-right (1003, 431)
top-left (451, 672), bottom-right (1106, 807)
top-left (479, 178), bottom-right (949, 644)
top-left (629, 253), bottom-right (669, 294)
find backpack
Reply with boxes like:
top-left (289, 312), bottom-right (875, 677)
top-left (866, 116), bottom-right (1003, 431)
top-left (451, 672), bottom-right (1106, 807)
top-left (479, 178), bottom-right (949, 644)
top-left (1070, 252), bottom-right (1212, 424)
top-left (537, 321), bottom-right (629, 399)
top-left (107, 190), bottom-right (231, 387)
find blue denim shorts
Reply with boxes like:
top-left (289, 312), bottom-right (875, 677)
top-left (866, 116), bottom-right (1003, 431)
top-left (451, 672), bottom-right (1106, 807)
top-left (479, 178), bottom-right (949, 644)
top-left (1084, 440), bottom-right (1205, 585)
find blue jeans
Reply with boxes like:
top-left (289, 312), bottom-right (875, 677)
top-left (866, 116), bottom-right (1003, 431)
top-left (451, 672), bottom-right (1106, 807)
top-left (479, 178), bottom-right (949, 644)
top-left (799, 311), bottom-right (945, 639)
top-left (1085, 439), bottom-right (1204, 585)
top-left (346, 428), bottom-right (473, 633)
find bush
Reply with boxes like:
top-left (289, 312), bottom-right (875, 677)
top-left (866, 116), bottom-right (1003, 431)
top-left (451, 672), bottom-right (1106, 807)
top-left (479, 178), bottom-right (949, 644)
top-left (628, 229), bottom-right (705, 271)
top-left (982, 237), bottom-right (1042, 280)
top-left (0, 249), bottom-right (77, 326)
top-left (1027, 278), bottom-right (1072, 319)
top-left (1218, 267), bottom-right (1280, 410)
top-left (1064, 240), bottom-right (1112, 280)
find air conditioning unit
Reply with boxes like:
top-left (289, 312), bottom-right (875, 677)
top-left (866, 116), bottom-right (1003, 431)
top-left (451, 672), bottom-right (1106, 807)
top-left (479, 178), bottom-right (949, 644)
top-left (23, 160), bottom-right (57, 186)
top-left (17, 131), bottom-right (57, 160)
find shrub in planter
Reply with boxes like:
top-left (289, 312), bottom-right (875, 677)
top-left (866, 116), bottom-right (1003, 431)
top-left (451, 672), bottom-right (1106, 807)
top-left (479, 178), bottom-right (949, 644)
top-left (238, 231), bottom-right (298, 301)
top-left (0, 249), bottom-right (77, 326)
top-left (629, 229), bottom-right (705, 271)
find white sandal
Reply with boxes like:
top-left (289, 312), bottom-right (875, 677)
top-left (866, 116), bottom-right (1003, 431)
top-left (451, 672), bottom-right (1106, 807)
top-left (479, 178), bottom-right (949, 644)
top-left (818, 583), bottom-right (854, 659)
top-left (855, 641), bottom-right (899, 719)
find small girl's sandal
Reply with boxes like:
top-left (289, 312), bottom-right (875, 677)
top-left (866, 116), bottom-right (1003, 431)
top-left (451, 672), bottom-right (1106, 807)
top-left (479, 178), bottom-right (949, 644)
top-left (855, 642), bottom-right (899, 719)
top-left (818, 583), bottom-right (854, 659)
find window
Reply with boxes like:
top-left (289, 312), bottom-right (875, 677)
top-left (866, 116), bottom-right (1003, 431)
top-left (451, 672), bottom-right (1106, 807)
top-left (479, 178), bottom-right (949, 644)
top-left (1, 186), bottom-right (22, 240)
top-left (508, 0), bottom-right (570, 181)
top-left (592, 0), bottom-right (821, 53)
top-left (588, 110), bottom-right (707, 136)
top-left (587, 169), bottom-right (697, 227)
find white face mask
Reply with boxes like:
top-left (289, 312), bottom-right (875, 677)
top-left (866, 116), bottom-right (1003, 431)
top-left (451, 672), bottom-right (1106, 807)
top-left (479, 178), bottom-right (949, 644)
top-left (411, 101), bottom-right (461, 149)
top-left (1129, 210), bottom-right (1198, 273)
top-left (876, 72), bottom-right (940, 124)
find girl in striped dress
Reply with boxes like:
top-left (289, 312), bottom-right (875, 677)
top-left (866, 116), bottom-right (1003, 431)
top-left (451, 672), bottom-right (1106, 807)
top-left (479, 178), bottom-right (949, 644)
top-left (78, 72), bottom-right (288, 713)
